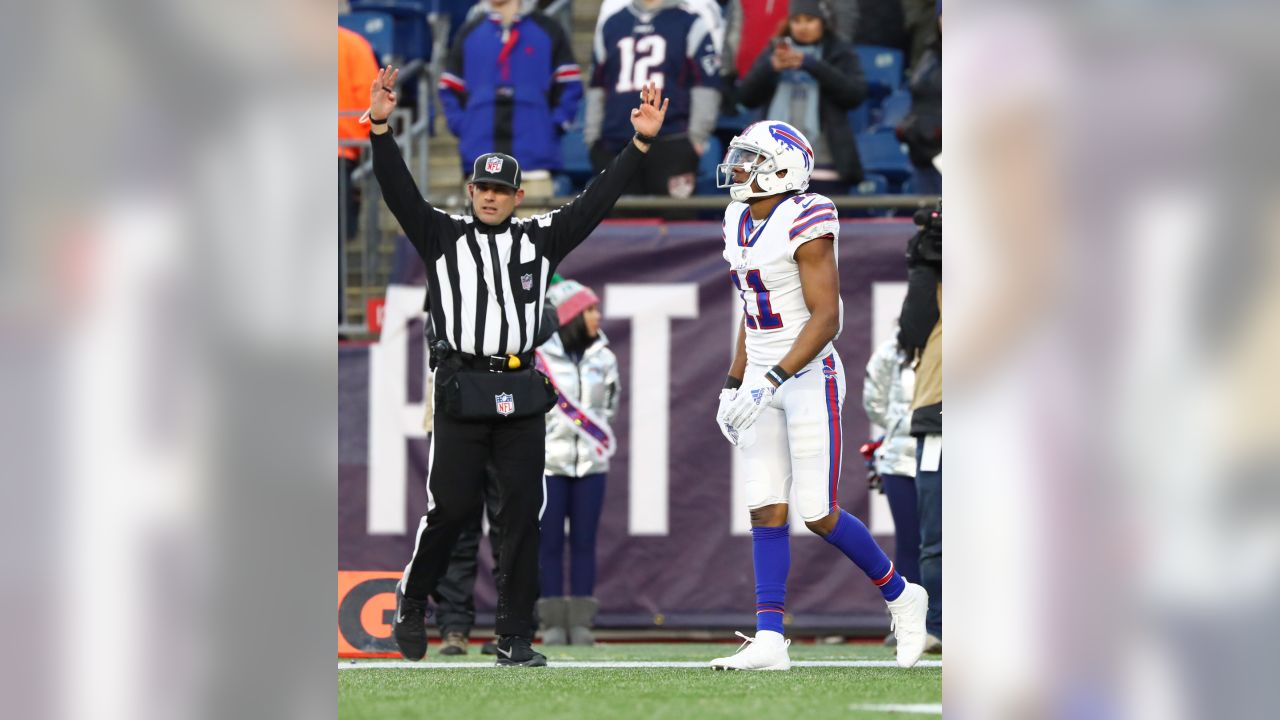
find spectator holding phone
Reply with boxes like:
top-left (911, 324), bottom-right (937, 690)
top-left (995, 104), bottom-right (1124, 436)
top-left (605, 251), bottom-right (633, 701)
top-left (737, 0), bottom-right (868, 194)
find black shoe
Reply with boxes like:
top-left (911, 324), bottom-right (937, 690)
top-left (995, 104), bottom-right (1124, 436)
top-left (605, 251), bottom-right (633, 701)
top-left (480, 640), bottom-right (498, 656)
top-left (393, 589), bottom-right (429, 661)
top-left (494, 635), bottom-right (547, 667)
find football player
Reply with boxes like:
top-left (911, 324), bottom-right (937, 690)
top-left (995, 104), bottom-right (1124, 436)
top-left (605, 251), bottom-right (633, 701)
top-left (710, 121), bottom-right (929, 671)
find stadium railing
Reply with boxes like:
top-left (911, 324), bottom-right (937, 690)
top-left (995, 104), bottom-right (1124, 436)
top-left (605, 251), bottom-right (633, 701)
top-left (477, 195), bottom-right (937, 212)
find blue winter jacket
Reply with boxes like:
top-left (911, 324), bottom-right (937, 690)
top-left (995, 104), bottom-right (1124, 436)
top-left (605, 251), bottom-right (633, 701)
top-left (439, 10), bottom-right (583, 172)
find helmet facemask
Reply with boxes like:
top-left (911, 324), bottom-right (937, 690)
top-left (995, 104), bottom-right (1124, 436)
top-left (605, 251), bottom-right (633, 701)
top-left (717, 144), bottom-right (779, 202)
top-left (716, 141), bottom-right (806, 202)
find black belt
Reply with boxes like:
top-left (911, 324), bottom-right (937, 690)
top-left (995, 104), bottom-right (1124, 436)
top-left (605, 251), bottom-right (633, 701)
top-left (435, 344), bottom-right (533, 373)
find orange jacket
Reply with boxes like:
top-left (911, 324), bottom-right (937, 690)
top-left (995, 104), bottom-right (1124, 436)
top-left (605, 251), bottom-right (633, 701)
top-left (339, 27), bottom-right (379, 160)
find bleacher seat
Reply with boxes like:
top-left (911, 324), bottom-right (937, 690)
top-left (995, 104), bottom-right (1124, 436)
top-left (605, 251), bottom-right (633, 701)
top-left (894, 175), bottom-right (919, 215)
top-left (848, 103), bottom-right (871, 135)
top-left (854, 173), bottom-right (889, 196)
top-left (348, 0), bottom-right (433, 62)
top-left (695, 137), bottom-right (724, 196)
top-left (559, 130), bottom-right (593, 187)
top-left (856, 130), bottom-right (912, 188)
top-left (856, 45), bottom-right (905, 98)
top-left (850, 172), bottom-right (893, 216)
top-left (875, 89), bottom-right (912, 131)
top-left (557, 102), bottom-right (592, 190)
top-left (552, 174), bottom-right (575, 197)
top-left (340, 11), bottom-right (396, 65)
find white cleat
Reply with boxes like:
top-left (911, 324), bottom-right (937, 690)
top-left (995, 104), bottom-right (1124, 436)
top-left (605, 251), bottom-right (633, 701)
top-left (709, 630), bottom-right (791, 671)
top-left (886, 582), bottom-right (929, 668)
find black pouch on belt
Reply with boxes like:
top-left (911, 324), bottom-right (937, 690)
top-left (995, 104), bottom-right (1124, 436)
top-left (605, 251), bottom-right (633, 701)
top-left (438, 366), bottom-right (557, 421)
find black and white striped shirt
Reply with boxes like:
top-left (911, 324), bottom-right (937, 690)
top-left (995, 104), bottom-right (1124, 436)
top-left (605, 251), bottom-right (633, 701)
top-left (371, 131), bottom-right (644, 356)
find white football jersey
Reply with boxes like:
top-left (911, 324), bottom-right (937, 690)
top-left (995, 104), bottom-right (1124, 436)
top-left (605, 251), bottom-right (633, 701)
top-left (721, 193), bottom-right (842, 367)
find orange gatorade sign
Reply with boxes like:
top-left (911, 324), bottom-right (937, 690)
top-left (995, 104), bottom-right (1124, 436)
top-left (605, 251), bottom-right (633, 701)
top-left (338, 571), bottom-right (403, 658)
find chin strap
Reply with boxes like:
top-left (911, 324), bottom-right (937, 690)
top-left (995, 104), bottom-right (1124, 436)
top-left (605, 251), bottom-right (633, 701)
top-left (730, 175), bottom-right (775, 201)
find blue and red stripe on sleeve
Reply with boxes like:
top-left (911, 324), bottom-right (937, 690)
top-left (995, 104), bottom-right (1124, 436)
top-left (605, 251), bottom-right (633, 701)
top-left (790, 213), bottom-right (837, 240)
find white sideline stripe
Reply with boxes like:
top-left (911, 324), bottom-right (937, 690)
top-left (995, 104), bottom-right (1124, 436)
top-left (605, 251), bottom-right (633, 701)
top-left (339, 660), bottom-right (942, 670)
top-left (849, 703), bottom-right (942, 714)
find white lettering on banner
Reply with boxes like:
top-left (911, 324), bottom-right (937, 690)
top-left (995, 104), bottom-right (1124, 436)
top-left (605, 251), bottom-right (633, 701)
top-left (604, 283), bottom-right (699, 535)
top-left (871, 282), bottom-right (909, 353)
top-left (363, 282), bottom-right (904, 538)
top-left (367, 285), bottom-right (429, 535)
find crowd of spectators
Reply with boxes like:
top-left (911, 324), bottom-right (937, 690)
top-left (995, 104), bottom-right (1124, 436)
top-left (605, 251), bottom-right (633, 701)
top-left (737, 0), bottom-right (868, 195)
top-left (339, 0), bottom-right (942, 201)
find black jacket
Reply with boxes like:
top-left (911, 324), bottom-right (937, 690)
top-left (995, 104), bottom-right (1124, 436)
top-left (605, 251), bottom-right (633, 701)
top-left (737, 35), bottom-right (868, 185)
top-left (898, 46), bottom-right (941, 168)
top-left (898, 263), bottom-right (941, 436)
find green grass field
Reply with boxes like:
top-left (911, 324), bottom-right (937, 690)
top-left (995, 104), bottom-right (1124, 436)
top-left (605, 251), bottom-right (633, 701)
top-left (338, 643), bottom-right (941, 719)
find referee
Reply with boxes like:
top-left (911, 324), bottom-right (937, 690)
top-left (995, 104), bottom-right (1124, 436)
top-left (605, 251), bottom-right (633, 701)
top-left (367, 66), bottom-right (667, 667)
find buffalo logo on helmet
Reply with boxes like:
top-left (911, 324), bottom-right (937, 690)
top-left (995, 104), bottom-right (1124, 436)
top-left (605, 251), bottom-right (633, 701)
top-left (485, 156), bottom-right (503, 174)
top-left (768, 124), bottom-right (813, 170)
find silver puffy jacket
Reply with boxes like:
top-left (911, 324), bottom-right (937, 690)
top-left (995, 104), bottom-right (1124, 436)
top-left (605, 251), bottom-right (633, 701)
top-left (862, 340), bottom-right (918, 477)
top-left (538, 331), bottom-right (621, 477)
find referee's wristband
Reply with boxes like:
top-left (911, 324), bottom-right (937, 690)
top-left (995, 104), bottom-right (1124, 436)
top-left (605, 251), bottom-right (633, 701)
top-left (724, 375), bottom-right (743, 390)
top-left (369, 114), bottom-right (389, 126)
top-left (634, 131), bottom-right (657, 145)
top-left (765, 365), bottom-right (792, 387)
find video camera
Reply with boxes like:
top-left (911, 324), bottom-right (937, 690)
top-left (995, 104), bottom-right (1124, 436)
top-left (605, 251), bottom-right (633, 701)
top-left (907, 199), bottom-right (942, 269)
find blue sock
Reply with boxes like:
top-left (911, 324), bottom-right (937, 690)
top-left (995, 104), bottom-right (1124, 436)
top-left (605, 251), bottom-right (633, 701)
top-left (824, 509), bottom-right (906, 601)
top-left (751, 525), bottom-right (790, 634)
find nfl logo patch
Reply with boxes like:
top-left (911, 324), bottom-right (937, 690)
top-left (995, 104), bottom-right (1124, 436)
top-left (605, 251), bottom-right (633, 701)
top-left (521, 273), bottom-right (533, 291)
top-left (495, 392), bottom-right (515, 416)
top-left (485, 156), bottom-right (503, 174)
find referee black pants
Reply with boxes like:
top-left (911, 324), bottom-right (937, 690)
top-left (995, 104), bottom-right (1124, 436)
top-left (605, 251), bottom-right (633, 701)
top-left (431, 463), bottom-right (501, 636)
top-left (401, 410), bottom-right (544, 638)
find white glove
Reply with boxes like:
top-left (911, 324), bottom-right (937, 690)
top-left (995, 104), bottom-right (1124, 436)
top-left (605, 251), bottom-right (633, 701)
top-left (724, 376), bottom-right (778, 432)
top-left (716, 388), bottom-right (739, 446)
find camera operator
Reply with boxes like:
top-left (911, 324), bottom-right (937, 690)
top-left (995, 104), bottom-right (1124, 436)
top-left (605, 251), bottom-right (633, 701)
top-left (897, 200), bottom-right (942, 652)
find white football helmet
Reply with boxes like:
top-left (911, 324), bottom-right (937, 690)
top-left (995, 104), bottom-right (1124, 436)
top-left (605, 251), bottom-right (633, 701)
top-left (716, 121), bottom-right (815, 202)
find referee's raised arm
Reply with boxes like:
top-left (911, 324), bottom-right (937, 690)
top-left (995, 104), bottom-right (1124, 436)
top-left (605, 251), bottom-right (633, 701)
top-left (366, 66), bottom-right (440, 259)
top-left (540, 81), bottom-right (669, 265)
